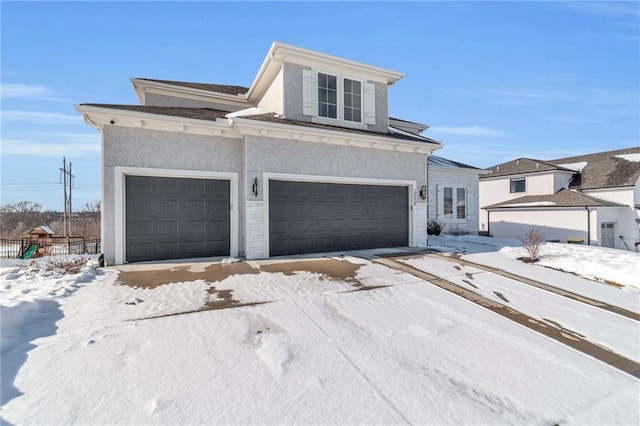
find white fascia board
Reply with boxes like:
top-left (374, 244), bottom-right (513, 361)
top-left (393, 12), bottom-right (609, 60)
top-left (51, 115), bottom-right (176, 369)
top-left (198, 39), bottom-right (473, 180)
top-left (130, 78), bottom-right (251, 108)
top-left (390, 126), bottom-right (442, 145)
top-left (229, 116), bottom-right (439, 154)
top-left (247, 41), bottom-right (404, 103)
top-left (75, 105), bottom-right (242, 139)
top-left (428, 164), bottom-right (486, 176)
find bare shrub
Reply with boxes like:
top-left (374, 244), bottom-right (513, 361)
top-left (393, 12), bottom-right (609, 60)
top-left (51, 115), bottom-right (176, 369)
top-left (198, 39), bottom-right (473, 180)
top-left (522, 228), bottom-right (545, 261)
top-left (427, 219), bottom-right (443, 236)
top-left (20, 256), bottom-right (88, 275)
top-left (446, 224), bottom-right (467, 236)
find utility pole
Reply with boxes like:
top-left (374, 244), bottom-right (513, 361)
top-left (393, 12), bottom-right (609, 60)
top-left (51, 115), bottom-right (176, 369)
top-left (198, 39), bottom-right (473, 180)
top-left (60, 157), bottom-right (74, 241)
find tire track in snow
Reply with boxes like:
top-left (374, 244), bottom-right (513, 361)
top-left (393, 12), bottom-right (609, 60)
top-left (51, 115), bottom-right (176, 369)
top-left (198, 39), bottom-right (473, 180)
top-left (432, 254), bottom-right (640, 321)
top-left (375, 257), bottom-right (640, 379)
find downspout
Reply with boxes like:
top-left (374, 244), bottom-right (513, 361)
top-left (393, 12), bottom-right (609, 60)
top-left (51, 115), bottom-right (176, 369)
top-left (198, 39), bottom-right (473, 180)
top-left (487, 209), bottom-right (491, 237)
top-left (585, 206), bottom-right (590, 245)
top-left (425, 154), bottom-right (429, 246)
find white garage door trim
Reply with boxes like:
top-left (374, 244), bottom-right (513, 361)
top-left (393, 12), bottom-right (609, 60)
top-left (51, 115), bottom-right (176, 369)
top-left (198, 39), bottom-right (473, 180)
top-left (114, 166), bottom-right (239, 264)
top-left (262, 172), bottom-right (416, 258)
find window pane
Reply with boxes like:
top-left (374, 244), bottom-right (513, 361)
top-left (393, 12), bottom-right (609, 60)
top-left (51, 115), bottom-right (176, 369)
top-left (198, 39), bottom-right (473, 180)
top-left (319, 103), bottom-right (327, 117)
top-left (344, 108), bottom-right (352, 122)
top-left (318, 89), bottom-right (327, 103)
top-left (352, 109), bottom-right (361, 122)
top-left (456, 188), bottom-right (466, 219)
top-left (443, 187), bottom-right (453, 219)
top-left (328, 74), bottom-right (337, 90)
top-left (328, 89), bottom-right (337, 104)
top-left (328, 104), bottom-right (337, 118)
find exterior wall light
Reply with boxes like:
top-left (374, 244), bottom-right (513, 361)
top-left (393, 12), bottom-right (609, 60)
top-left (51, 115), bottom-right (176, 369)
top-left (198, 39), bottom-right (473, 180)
top-left (252, 178), bottom-right (259, 197)
top-left (420, 185), bottom-right (427, 200)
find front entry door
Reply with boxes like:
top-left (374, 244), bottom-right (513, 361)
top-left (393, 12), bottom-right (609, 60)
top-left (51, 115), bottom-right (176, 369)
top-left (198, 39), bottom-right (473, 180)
top-left (600, 222), bottom-right (615, 248)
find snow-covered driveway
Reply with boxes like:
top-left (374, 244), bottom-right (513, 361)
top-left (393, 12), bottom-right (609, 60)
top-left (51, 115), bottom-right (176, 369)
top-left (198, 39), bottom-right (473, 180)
top-left (2, 253), bottom-right (639, 425)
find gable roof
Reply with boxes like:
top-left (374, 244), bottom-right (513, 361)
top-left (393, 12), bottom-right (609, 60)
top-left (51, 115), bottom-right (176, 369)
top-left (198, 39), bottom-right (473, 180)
top-left (28, 225), bottom-right (55, 235)
top-left (481, 147), bottom-right (640, 190)
top-left (549, 147), bottom-right (640, 190)
top-left (483, 188), bottom-right (626, 210)
top-left (481, 158), bottom-right (574, 179)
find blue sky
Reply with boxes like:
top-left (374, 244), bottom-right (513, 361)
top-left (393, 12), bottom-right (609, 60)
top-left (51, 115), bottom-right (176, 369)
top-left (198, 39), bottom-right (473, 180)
top-left (1, 1), bottom-right (638, 210)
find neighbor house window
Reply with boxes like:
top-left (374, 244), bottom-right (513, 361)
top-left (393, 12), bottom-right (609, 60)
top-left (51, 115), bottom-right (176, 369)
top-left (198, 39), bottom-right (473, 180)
top-left (318, 72), bottom-right (337, 119)
top-left (441, 186), bottom-right (467, 220)
top-left (510, 177), bottom-right (525, 193)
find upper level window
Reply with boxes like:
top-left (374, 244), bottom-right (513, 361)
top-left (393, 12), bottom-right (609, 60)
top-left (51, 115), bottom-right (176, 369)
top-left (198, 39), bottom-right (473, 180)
top-left (510, 177), bottom-right (525, 193)
top-left (303, 69), bottom-right (375, 127)
top-left (318, 73), bottom-right (337, 119)
top-left (343, 78), bottom-right (362, 122)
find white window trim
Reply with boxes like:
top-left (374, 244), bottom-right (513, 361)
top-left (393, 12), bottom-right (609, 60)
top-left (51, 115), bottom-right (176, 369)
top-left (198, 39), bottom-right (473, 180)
top-left (304, 69), bottom-right (369, 130)
top-left (261, 172), bottom-right (416, 258)
top-left (437, 185), bottom-right (469, 222)
top-left (114, 166), bottom-right (239, 264)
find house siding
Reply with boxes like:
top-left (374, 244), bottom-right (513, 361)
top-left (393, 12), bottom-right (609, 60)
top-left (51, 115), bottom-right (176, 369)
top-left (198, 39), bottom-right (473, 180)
top-left (101, 126), bottom-right (244, 264)
top-left (144, 92), bottom-right (247, 112)
top-left (489, 209), bottom-right (591, 243)
top-left (282, 63), bottom-right (389, 134)
top-left (245, 135), bottom-right (426, 258)
top-left (428, 167), bottom-right (481, 235)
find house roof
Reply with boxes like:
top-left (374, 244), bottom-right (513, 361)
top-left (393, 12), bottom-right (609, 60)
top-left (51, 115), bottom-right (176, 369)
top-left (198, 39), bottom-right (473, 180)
top-left (79, 104), bottom-right (441, 146)
top-left (29, 225), bottom-right (55, 235)
top-left (135, 78), bottom-right (250, 96)
top-left (81, 104), bottom-right (230, 121)
top-left (483, 189), bottom-right (626, 210)
top-left (481, 147), bottom-right (640, 190)
top-left (481, 158), bottom-right (574, 179)
top-left (549, 147), bottom-right (640, 190)
top-left (428, 155), bottom-right (482, 170)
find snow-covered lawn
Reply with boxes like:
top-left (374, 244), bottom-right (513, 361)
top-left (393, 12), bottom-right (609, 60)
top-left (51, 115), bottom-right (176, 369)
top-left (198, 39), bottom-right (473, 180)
top-left (1, 240), bottom-right (639, 424)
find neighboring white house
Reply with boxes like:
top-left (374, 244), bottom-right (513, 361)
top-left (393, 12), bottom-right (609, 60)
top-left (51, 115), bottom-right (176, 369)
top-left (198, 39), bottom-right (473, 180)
top-left (479, 148), bottom-right (640, 251)
top-left (427, 155), bottom-right (486, 235)
top-left (76, 42), bottom-right (445, 264)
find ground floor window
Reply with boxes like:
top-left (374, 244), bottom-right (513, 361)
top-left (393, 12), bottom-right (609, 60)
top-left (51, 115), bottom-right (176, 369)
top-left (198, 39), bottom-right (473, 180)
top-left (440, 186), bottom-right (467, 220)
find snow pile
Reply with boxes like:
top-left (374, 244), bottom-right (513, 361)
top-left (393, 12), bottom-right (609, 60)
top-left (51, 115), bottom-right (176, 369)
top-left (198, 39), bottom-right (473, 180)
top-left (615, 153), bottom-right (640, 162)
top-left (500, 243), bottom-right (640, 288)
top-left (430, 235), bottom-right (640, 290)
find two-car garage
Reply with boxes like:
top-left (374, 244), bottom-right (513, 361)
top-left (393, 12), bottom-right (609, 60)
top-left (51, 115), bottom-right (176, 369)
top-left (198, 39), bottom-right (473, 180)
top-left (268, 180), bottom-right (409, 257)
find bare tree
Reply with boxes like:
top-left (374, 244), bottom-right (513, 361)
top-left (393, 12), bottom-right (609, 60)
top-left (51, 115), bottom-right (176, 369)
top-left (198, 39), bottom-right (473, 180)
top-left (0, 201), bottom-right (43, 238)
top-left (522, 227), bottom-right (545, 261)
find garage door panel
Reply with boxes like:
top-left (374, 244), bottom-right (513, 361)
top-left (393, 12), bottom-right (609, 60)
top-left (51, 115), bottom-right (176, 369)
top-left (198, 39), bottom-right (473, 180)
top-left (269, 180), bottom-right (408, 256)
top-left (126, 176), bottom-right (230, 262)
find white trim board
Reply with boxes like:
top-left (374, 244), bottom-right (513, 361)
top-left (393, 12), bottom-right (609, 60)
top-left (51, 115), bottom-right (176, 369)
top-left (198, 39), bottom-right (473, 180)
top-left (261, 172), bottom-right (417, 258)
top-left (113, 166), bottom-right (239, 264)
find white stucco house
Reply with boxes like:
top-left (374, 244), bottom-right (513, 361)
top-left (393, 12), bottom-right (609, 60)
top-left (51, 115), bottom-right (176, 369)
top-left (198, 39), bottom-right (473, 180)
top-left (76, 42), bottom-right (455, 264)
top-left (479, 148), bottom-right (640, 250)
top-left (427, 155), bottom-right (486, 235)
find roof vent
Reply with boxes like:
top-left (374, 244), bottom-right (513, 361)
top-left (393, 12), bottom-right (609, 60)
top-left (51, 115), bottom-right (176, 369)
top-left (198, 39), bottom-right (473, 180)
top-left (516, 159), bottom-right (520, 165)
top-left (497, 165), bottom-right (500, 171)
top-left (536, 162), bottom-right (539, 169)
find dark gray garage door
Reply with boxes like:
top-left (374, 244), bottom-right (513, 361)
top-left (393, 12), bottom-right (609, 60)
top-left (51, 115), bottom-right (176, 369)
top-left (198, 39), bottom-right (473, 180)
top-left (269, 180), bottom-right (408, 256)
top-left (126, 176), bottom-right (230, 262)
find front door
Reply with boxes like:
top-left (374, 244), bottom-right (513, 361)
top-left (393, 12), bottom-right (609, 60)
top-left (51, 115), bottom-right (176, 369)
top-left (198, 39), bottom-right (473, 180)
top-left (600, 222), bottom-right (615, 248)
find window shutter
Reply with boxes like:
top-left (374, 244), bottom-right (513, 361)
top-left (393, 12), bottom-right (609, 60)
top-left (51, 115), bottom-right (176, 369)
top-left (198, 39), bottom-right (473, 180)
top-left (302, 69), bottom-right (317, 116)
top-left (363, 82), bottom-right (376, 125)
top-left (436, 184), bottom-right (443, 220)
